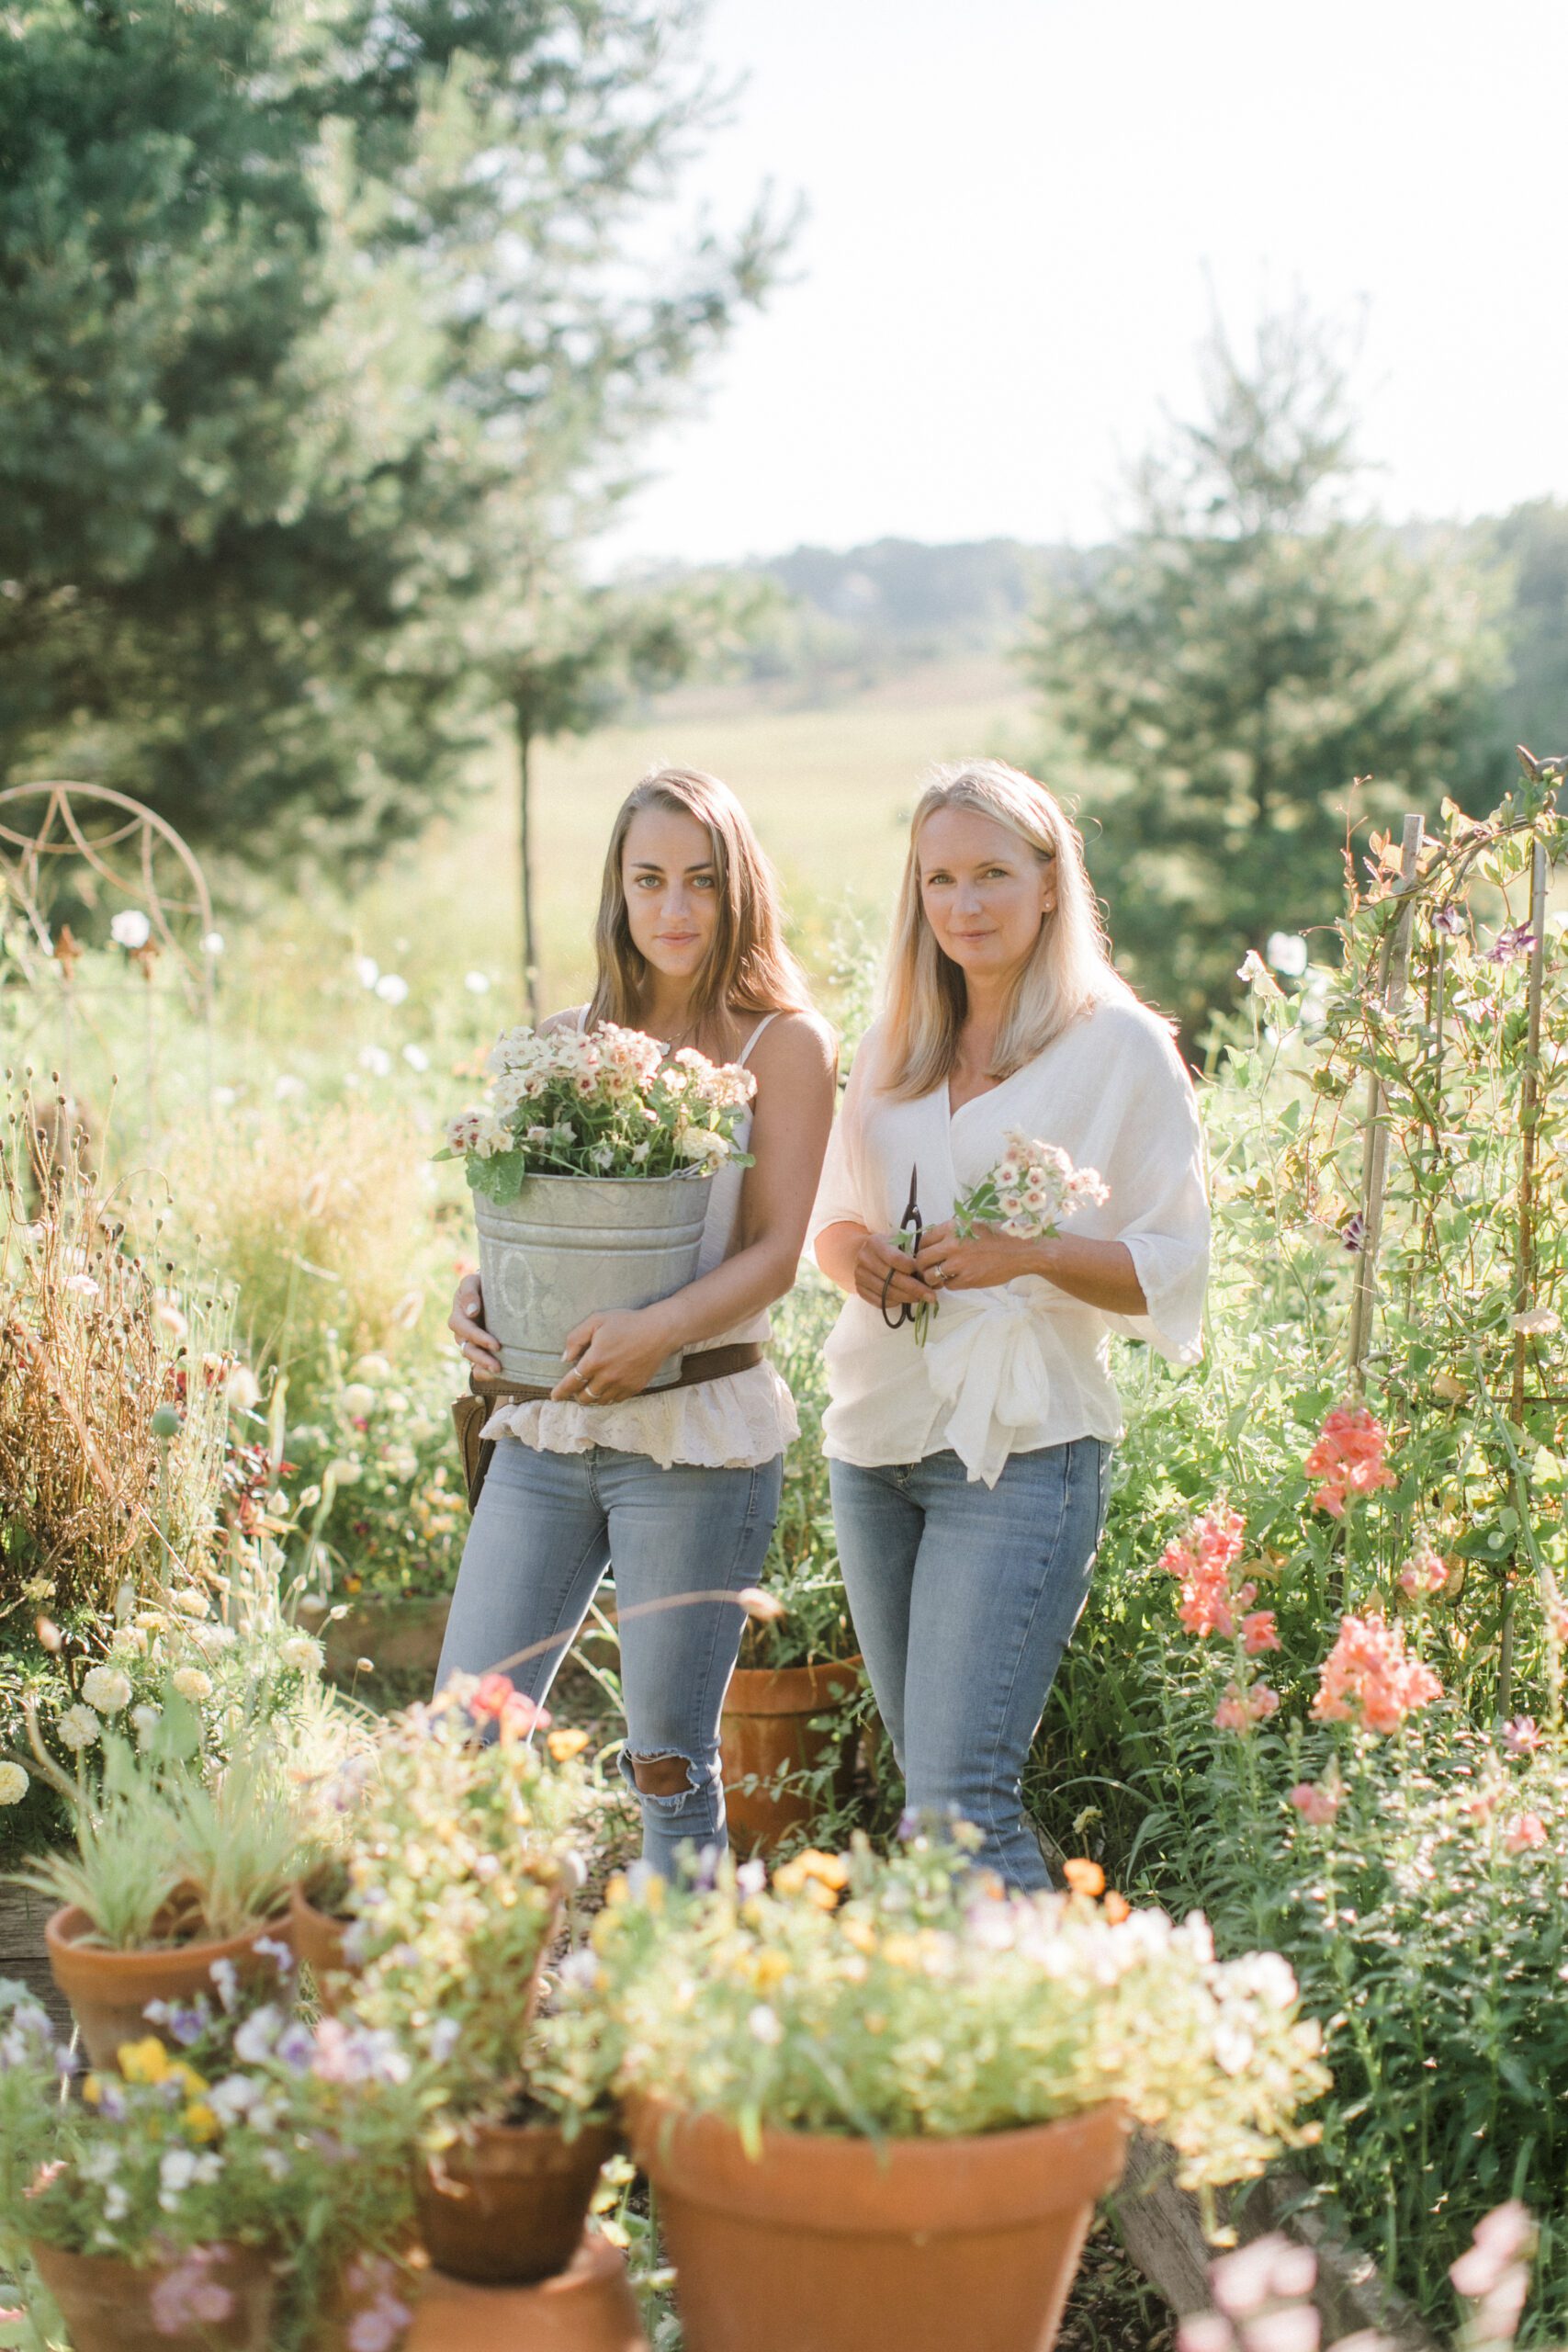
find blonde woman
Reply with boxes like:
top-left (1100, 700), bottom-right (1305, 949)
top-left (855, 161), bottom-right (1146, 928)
top-left (810, 760), bottom-right (1208, 1889)
top-left (444, 767), bottom-right (835, 1871)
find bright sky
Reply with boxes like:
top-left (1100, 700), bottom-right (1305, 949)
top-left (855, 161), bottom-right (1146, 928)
top-left (608, 0), bottom-right (1567, 566)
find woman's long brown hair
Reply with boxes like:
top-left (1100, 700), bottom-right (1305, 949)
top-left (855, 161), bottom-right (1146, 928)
top-left (588, 766), bottom-right (814, 1033)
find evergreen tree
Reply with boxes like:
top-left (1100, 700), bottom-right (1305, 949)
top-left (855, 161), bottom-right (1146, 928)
top-left (1027, 311), bottom-right (1503, 1044)
top-left (0, 0), bottom-right (782, 861)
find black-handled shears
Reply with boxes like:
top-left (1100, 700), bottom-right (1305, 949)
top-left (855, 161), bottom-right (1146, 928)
top-left (879, 1163), bottom-right (924, 1329)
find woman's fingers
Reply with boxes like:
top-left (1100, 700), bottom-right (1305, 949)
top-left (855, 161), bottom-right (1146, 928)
top-left (855, 1235), bottom-right (934, 1306)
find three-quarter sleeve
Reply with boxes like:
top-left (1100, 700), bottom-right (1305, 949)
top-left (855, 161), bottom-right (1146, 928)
top-left (1098, 1017), bottom-right (1210, 1363)
top-left (807, 1019), bottom-right (883, 1256)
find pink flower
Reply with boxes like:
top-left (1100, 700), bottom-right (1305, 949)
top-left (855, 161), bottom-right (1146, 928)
top-left (1503, 1716), bottom-right (1542, 1758)
top-left (1503, 1812), bottom-right (1547, 1854)
top-left (1242, 1610), bottom-right (1280, 1656)
top-left (1398, 1544), bottom-right (1448, 1599)
top-left (1288, 1781), bottom-right (1340, 1826)
top-left (1304, 1406), bottom-right (1396, 1518)
top-left (1312, 1613), bottom-right (1442, 1736)
top-left (468, 1672), bottom-right (549, 1737)
top-left (1214, 1679), bottom-right (1280, 1735)
top-left (150, 2248), bottom-right (236, 2334)
top-left (1161, 1508), bottom-right (1254, 1641)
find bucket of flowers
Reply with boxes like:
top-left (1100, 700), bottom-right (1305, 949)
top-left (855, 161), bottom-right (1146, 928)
top-left (581, 1827), bottom-right (1329, 2352)
top-left (438, 1022), bottom-right (754, 1387)
top-left (0, 1965), bottom-right (426, 2352)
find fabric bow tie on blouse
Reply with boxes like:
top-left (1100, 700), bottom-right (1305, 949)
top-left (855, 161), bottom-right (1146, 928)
top-left (921, 1290), bottom-right (1053, 1488)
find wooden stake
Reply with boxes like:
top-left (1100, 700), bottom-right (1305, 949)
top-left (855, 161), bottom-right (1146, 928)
top-left (1347, 813), bottom-right (1425, 1386)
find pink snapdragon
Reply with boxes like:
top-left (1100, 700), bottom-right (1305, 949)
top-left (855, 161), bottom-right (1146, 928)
top-left (1158, 1508), bottom-right (1254, 1639)
top-left (1288, 1780), bottom-right (1340, 1826)
top-left (1312, 1612), bottom-right (1442, 1735)
top-left (468, 1671), bottom-right (550, 1738)
top-left (1503, 1812), bottom-right (1548, 1854)
top-left (1241, 1611), bottom-right (1280, 1656)
top-left (1213, 1679), bottom-right (1280, 1734)
top-left (1398, 1542), bottom-right (1449, 1598)
top-left (1304, 1405), bottom-right (1397, 1518)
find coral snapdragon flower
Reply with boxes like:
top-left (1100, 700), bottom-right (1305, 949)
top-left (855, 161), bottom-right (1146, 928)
top-left (1304, 1406), bottom-right (1397, 1518)
top-left (1312, 1613), bottom-right (1441, 1735)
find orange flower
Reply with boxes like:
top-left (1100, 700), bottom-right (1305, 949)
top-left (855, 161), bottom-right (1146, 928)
top-left (1063, 1859), bottom-right (1105, 1898)
top-left (773, 1849), bottom-right (851, 1904)
top-left (547, 1727), bottom-right (591, 1764)
top-left (1103, 1890), bottom-right (1131, 1925)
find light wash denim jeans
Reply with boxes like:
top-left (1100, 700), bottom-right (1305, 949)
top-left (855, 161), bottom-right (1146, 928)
top-left (435, 1438), bottom-right (783, 1875)
top-left (829, 1439), bottom-right (1112, 1891)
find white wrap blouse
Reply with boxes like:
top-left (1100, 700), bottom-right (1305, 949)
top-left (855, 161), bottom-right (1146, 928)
top-left (807, 989), bottom-right (1210, 1487)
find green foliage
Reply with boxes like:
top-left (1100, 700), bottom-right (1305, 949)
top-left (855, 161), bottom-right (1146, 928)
top-left (744, 1272), bottom-right (855, 1670)
top-left (0, 0), bottom-right (784, 863)
top-left (1028, 308), bottom-right (1505, 1042)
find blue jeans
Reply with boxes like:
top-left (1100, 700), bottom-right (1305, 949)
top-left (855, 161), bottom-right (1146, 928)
top-left (436, 1440), bottom-right (783, 1874)
top-left (829, 1440), bottom-right (1111, 1891)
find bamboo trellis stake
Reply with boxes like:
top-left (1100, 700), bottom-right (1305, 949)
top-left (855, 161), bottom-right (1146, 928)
top-left (1347, 813), bottom-right (1426, 1388)
top-left (1498, 832), bottom-right (1553, 1716)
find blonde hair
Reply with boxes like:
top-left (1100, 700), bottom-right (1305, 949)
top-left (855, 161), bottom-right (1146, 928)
top-left (589, 765), bottom-right (813, 1032)
top-left (881, 759), bottom-right (1118, 1100)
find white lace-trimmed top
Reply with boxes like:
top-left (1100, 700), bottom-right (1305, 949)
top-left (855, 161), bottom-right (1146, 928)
top-left (807, 990), bottom-right (1210, 1488)
top-left (480, 1011), bottom-right (799, 1471)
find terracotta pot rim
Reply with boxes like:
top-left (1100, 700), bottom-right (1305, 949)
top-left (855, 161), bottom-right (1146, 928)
top-left (723, 1655), bottom-right (863, 1715)
top-left (445, 2113), bottom-right (620, 2151)
top-left (289, 1879), bottom-right (354, 1931)
top-left (46, 1903), bottom-right (288, 1977)
top-left (626, 2093), bottom-right (1130, 2232)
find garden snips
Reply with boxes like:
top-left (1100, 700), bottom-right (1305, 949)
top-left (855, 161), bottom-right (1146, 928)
top-left (880, 1163), bottom-right (924, 1329)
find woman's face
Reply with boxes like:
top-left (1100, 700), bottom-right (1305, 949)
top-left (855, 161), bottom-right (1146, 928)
top-left (916, 806), bottom-right (1055, 985)
top-left (621, 803), bottom-right (722, 986)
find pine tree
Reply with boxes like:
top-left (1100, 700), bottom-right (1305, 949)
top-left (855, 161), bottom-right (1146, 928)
top-left (1027, 310), bottom-right (1503, 1044)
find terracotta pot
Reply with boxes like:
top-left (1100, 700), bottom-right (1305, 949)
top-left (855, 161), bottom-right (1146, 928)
top-left (719, 1656), bottom-right (863, 1854)
top-left (627, 2095), bottom-right (1131, 2352)
top-left (416, 2117), bottom-right (619, 2284)
top-left (44, 1905), bottom-right (290, 2070)
top-left (322, 1595), bottom-right (453, 1681)
top-left (288, 1882), bottom-right (357, 2012)
top-left (29, 2239), bottom-right (276, 2351)
top-left (408, 2233), bottom-right (647, 2352)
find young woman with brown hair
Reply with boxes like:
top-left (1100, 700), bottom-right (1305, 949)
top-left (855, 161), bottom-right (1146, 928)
top-left (441, 765), bottom-right (835, 1871)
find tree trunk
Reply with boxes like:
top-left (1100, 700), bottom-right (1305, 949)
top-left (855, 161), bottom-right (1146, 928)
top-left (516, 700), bottom-right (541, 1026)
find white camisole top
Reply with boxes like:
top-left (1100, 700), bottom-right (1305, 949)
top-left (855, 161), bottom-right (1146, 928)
top-left (479, 1011), bottom-right (799, 1470)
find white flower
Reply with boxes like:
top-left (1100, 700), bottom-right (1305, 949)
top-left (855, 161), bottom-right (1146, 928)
top-left (340, 1383), bottom-right (378, 1420)
top-left (81, 1667), bottom-right (132, 1713)
top-left (171, 1668), bottom-right (213, 1702)
top-left (57, 1704), bottom-right (102, 1751)
top-left (1235, 949), bottom-right (1282, 997)
top-left (0, 1763), bottom-right (28, 1805)
top-left (353, 1352), bottom-right (393, 1382)
top-left (374, 973), bottom-right (409, 1005)
top-left (464, 970), bottom-right (491, 994)
top-left (355, 956), bottom-right (379, 989)
top-left (401, 1043), bottom-right (429, 1072)
top-left (358, 1046), bottom-right (392, 1078)
top-left (279, 1634), bottom-right (322, 1675)
top-left (1512, 1306), bottom-right (1561, 1337)
top-left (747, 2003), bottom-right (783, 2045)
top-left (326, 1457), bottom-right (361, 1487)
top-left (110, 909), bottom-right (152, 950)
top-left (171, 1587), bottom-right (209, 1618)
top-left (131, 1703), bottom-right (162, 1742)
top-left (200, 931), bottom-right (225, 956)
top-left (1266, 932), bottom-right (1309, 977)
top-left (213, 1085), bottom-right (238, 1108)
top-left (274, 1074), bottom-right (307, 1102)
top-left (159, 2149), bottom-right (198, 2203)
top-left (110, 1624), bottom-right (148, 1658)
top-left (63, 1272), bottom-right (99, 1297)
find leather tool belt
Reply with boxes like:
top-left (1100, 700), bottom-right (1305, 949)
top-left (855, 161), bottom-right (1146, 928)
top-left (452, 1342), bottom-right (765, 1511)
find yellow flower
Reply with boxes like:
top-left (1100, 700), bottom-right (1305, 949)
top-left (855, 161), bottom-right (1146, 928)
top-left (547, 1727), bottom-right (591, 1764)
top-left (752, 1949), bottom-right (791, 1987)
top-left (773, 1849), bottom-right (850, 1904)
top-left (83, 2074), bottom-right (104, 2106)
top-left (169, 2062), bottom-right (209, 2101)
top-left (118, 2037), bottom-right (173, 2085)
top-left (1063, 1859), bottom-right (1105, 1898)
top-left (881, 1934), bottom-right (922, 1970)
top-left (604, 1871), bottom-right (629, 1909)
top-left (183, 2102), bottom-right (220, 2143)
top-left (840, 1917), bottom-right (876, 1955)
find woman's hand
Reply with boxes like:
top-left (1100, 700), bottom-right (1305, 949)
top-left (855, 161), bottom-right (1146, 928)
top-left (850, 1230), bottom-right (938, 1314)
top-left (450, 1272), bottom-right (502, 1374)
top-left (913, 1219), bottom-right (1039, 1294)
top-left (551, 1307), bottom-right (677, 1406)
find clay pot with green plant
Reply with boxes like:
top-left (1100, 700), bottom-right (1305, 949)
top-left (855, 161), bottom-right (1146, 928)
top-left (405, 2233), bottom-right (647, 2352)
top-left (582, 1830), bottom-right (1331, 2352)
top-left (13, 1704), bottom-right (316, 2067)
top-left (719, 1655), bottom-right (863, 1854)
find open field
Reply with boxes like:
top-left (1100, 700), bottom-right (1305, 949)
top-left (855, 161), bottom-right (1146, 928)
top-left (348, 650), bottom-right (1043, 1013)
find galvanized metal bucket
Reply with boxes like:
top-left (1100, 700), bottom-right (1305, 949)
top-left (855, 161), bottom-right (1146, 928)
top-left (473, 1170), bottom-right (711, 1387)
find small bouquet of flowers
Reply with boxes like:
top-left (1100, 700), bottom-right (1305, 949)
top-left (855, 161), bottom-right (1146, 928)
top-left (911, 1129), bottom-right (1108, 1341)
top-left (440, 1022), bottom-right (756, 1206)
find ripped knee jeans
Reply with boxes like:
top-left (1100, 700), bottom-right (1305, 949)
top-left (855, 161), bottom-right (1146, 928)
top-left (435, 1438), bottom-right (784, 1875)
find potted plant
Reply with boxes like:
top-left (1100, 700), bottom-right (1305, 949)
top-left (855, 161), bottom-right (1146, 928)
top-left (0, 1973), bottom-right (424, 2352)
top-left (437, 1022), bottom-right (754, 1385)
top-left (585, 1828), bottom-right (1330, 2352)
top-left (720, 1277), bottom-right (864, 1853)
top-left (310, 1673), bottom-right (614, 2287)
top-left (13, 1690), bottom-right (321, 2067)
